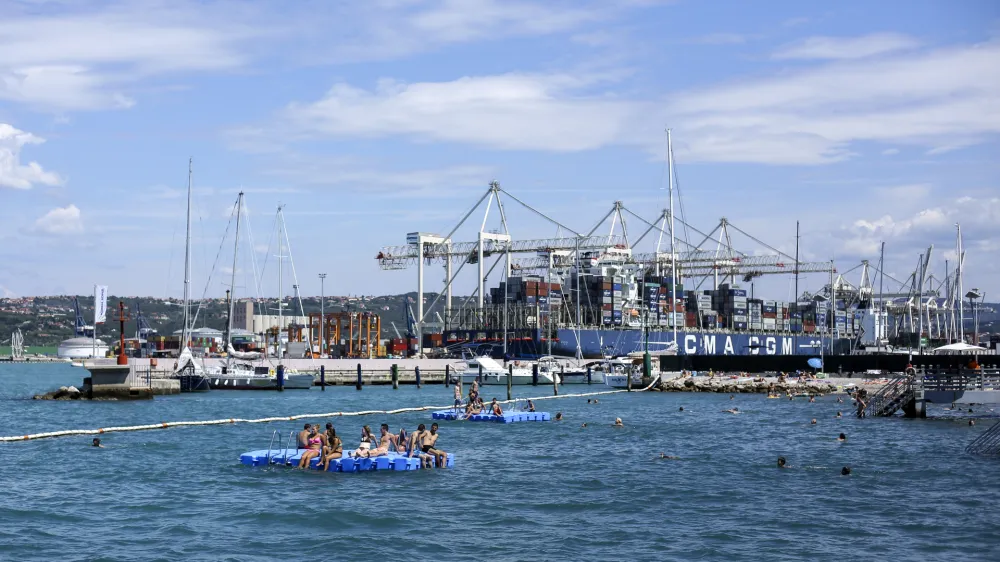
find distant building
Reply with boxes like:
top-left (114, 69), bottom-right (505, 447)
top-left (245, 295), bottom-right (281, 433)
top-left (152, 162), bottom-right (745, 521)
top-left (231, 299), bottom-right (310, 342)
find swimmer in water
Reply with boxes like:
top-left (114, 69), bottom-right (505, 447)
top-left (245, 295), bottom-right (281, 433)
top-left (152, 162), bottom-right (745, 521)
top-left (837, 433), bottom-right (846, 442)
top-left (679, 406), bottom-right (684, 412)
top-left (841, 466), bottom-right (851, 476)
top-left (837, 397), bottom-right (844, 403)
top-left (92, 438), bottom-right (104, 448)
top-left (811, 418), bottom-right (817, 425)
top-left (555, 412), bottom-right (563, 421)
top-left (969, 420), bottom-right (975, 426)
top-left (656, 452), bottom-right (680, 460)
top-left (777, 456), bottom-right (787, 468)
top-left (613, 418), bottom-right (623, 427)
top-left (808, 396), bottom-right (815, 403)
top-left (723, 407), bottom-right (740, 414)
top-left (836, 412), bottom-right (842, 418)
top-left (593, 399), bottom-right (599, 404)
top-left (581, 423), bottom-right (588, 428)
top-left (729, 395), bottom-right (734, 400)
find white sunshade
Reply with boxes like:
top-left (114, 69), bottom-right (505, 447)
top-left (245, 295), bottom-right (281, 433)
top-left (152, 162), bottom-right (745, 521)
top-left (933, 342), bottom-right (989, 354)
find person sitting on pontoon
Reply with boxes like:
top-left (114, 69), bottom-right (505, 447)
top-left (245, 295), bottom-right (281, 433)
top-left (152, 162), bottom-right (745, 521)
top-left (297, 423), bottom-right (312, 449)
top-left (526, 399), bottom-right (535, 412)
top-left (490, 398), bottom-right (503, 416)
top-left (360, 424), bottom-right (396, 458)
top-left (350, 425), bottom-right (376, 457)
top-left (318, 428), bottom-right (343, 471)
top-left (297, 426), bottom-right (323, 469)
top-left (421, 423), bottom-right (446, 468)
top-left (463, 396), bottom-right (483, 419)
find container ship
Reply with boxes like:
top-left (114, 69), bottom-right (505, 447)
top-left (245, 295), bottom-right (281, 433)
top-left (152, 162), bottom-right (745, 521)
top-left (445, 262), bottom-right (860, 359)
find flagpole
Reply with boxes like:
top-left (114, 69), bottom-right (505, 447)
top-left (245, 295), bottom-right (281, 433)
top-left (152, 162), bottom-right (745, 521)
top-left (92, 285), bottom-right (97, 360)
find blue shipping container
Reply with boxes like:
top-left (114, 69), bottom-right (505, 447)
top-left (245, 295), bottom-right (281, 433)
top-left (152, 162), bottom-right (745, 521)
top-left (728, 289), bottom-right (748, 297)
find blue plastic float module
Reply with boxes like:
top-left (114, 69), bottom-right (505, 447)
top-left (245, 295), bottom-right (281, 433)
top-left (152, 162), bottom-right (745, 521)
top-left (431, 410), bottom-right (551, 423)
top-left (239, 448), bottom-right (454, 472)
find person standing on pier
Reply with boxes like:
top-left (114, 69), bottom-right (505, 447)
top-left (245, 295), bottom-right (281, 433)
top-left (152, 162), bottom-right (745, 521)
top-left (453, 382), bottom-right (463, 411)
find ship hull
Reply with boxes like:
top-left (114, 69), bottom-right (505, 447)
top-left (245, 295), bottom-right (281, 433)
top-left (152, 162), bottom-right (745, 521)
top-left (554, 328), bottom-right (845, 358)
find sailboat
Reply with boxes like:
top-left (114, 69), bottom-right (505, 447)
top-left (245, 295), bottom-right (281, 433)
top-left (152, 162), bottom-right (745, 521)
top-left (172, 159), bottom-right (211, 392)
top-left (206, 195), bottom-right (313, 390)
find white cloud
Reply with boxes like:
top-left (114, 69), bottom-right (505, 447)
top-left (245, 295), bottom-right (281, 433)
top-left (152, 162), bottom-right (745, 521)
top-left (840, 195), bottom-right (1000, 261)
top-left (668, 40), bottom-right (1000, 164)
top-left (246, 37), bottom-right (1000, 165)
top-left (882, 148), bottom-right (900, 156)
top-left (875, 183), bottom-right (931, 201)
top-left (773, 33), bottom-right (920, 60)
top-left (0, 0), bottom-right (661, 112)
top-left (262, 154), bottom-right (496, 197)
top-left (0, 2), bottom-right (256, 111)
top-left (279, 73), bottom-right (641, 151)
top-left (32, 204), bottom-right (84, 235)
top-left (0, 124), bottom-right (63, 189)
top-left (685, 33), bottom-right (753, 45)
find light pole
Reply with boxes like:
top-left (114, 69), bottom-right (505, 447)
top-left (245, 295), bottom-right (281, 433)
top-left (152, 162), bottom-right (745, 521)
top-left (319, 273), bottom-right (327, 358)
top-left (966, 288), bottom-right (982, 345)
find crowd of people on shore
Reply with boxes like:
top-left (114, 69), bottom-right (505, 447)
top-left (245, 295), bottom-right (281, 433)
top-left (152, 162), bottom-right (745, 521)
top-left (294, 421), bottom-right (447, 470)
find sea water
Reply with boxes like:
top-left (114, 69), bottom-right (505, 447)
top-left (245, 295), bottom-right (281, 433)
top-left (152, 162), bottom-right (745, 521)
top-left (1, 363), bottom-right (999, 561)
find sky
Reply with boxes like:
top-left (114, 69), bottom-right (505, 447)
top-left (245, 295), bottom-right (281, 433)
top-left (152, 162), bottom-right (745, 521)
top-left (1, 0), bottom-right (998, 303)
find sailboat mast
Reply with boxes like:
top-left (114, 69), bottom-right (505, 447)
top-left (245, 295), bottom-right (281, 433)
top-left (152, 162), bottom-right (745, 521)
top-left (277, 205), bottom-right (284, 356)
top-left (182, 158), bottom-right (193, 351)
top-left (957, 223), bottom-right (964, 342)
top-left (225, 192), bottom-right (243, 369)
top-left (667, 128), bottom-right (678, 346)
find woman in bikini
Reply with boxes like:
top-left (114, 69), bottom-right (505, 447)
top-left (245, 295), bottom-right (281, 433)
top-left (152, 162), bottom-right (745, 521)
top-left (351, 425), bottom-right (376, 458)
top-left (363, 424), bottom-right (395, 458)
top-left (319, 428), bottom-right (343, 471)
top-left (297, 427), bottom-right (323, 468)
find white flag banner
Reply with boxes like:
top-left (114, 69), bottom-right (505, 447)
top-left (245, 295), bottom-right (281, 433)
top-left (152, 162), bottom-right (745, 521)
top-left (94, 285), bottom-right (108, 324)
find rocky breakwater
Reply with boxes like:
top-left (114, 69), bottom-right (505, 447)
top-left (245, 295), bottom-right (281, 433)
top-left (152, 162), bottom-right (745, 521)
top-left (33, 385), bottom-right (83, 400)
top-left (655, 377), bottom-right (838, 395)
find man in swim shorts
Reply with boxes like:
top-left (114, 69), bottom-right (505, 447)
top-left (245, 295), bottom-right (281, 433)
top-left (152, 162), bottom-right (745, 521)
top-left (453, 382), bottom-right (463, 410)
top-left (422, 423), bottom-right (446, 468)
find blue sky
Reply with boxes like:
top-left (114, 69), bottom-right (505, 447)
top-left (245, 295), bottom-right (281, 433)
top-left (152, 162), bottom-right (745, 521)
top-left (1, 0), bottom-right (998, 302)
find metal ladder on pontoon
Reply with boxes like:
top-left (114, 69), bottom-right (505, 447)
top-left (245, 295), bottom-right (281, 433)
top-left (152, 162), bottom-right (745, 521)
top-left (859, 374), bottom-right (914, 418)
top-left (966, 421), bottom-right (1000, 456)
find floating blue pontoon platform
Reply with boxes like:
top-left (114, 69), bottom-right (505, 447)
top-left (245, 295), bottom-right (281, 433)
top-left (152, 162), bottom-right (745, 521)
top-left (239, 448), bottom-right (454, 472)
top-left (431, 410), bottom-right (550, 423)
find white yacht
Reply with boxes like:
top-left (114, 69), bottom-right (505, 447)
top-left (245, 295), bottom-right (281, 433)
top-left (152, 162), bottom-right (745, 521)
top-left (459, 355), bottom-right (558, 385)
top-left (57, 337), bottom-right (109, 359)
top-left (206, 363), bottom-right (314, 390)
top-left (599, 358), bottom-right (642, 388)
top-left (537, 356), bottom-right (601, 384)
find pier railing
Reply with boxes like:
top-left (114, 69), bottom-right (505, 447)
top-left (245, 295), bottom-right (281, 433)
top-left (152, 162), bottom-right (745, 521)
top-left (125, 367), bottom-right (153, 389)
top-left (918, 368), bottom-right (1000, 392)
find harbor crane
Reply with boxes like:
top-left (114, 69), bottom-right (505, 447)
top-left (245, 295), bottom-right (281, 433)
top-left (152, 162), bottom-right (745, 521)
top-left (376, 181), bottom-right (625, 356)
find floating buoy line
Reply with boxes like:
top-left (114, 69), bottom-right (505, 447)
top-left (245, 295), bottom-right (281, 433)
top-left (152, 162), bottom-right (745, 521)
top-left (1, 376), bottom-right (660, 443)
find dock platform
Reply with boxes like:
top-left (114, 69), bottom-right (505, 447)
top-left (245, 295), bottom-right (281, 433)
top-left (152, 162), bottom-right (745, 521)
top-left (239, 448), bottom-right (454, 472)
top-left (431, 410), bottom-right (551, 423)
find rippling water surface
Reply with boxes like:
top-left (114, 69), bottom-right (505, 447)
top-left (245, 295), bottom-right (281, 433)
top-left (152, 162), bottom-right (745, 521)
top-left (2, 363), bottom-right (999, 561)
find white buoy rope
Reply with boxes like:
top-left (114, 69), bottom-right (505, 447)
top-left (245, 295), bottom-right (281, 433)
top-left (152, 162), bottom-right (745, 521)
top-left (1, 376), bottom-right (660, 443)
